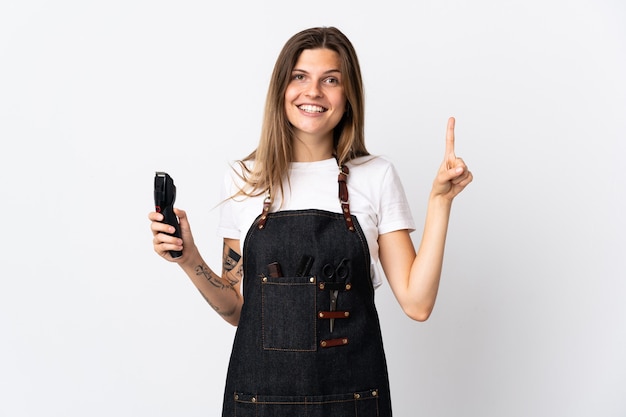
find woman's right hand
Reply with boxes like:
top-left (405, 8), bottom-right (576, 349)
top-left (149, 208), bottom-right (197, 263)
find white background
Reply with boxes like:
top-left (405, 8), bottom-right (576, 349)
top-left (1, 1), bottom-right (625, 416)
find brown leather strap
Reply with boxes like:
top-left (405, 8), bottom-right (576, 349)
top-left (318, 310), bottom-right (351, 319)
top-left (338, 165), bottom-right (355, 232)
top-left (257, 195), bottom-right (271, 229)
top-left (320, 337), bottom-right (349, 348)
top-left (258, 164), bottom-right (355, 231)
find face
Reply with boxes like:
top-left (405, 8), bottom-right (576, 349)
top-left (284, 48), bottom-right (347, 145)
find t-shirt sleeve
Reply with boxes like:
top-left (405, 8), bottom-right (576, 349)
top-left (377, 162), bottom-right (416, 235)
top-left (216, 167), bottom-right (241, 240)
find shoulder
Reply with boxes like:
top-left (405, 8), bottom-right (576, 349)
top-left (224, 159), bottom-right (254, 177)
top-left (346, 155), bottom-right (401, 183)
top-left (222, 160), bottom-right (255, 193)
top-left (347, 154), bottom-right (396, 170)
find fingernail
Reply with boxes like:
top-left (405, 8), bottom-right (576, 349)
top-left (455, 167), bottom-right (464, 174)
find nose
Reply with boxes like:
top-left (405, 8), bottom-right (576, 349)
top-left (304, 81), bottom-right (323, 98)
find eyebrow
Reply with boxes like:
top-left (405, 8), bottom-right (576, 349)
top-left (292, 68), bottom-right (342, 75)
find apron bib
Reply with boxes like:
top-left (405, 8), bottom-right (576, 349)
top-left (221, 166), bottom-right (392, 417)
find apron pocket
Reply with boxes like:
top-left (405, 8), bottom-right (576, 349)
top-left (233, 389), bottom-right (380, 417)
top-left (261, 275), bottom-right (317, 351)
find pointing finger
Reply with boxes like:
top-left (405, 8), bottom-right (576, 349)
top-left (445, 117), bottom-right (456, 164)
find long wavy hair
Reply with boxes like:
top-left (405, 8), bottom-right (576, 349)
top-left (234, 26), bottom-right (369, 201)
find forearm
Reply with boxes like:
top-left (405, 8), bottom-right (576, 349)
top-left (179, 252), bottom-right (242, 326)
top-left (407, 194), bottom-right (453, 317)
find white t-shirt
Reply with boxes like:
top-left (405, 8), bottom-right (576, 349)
top-left (217, 155), bottom-right (416, 289)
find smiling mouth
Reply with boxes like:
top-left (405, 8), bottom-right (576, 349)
top-left (298, 104), bottom-right (327, 113)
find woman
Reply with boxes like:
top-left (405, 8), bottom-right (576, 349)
top-left (149, 26), bottom-right (472, 417)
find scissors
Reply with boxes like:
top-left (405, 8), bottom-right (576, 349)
top-left (322, 258), bottom-right (349, 333)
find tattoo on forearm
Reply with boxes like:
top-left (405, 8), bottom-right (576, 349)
top-left (224, 268), bottom-right (242, 286)
top-left (194, 244), bottom-right (243, 318)
top-left (195, 264), bottom-right (225, 289)
top-left (196, 289), bottom-right (236, 318)
top-left (195, 263), bottom-right (240, 298)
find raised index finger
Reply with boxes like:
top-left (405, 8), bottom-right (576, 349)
top-left (445, 116), bottom-right (456, 159)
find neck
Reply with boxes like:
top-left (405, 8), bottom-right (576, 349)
top-left (292, 134), bottom-right (334, 162)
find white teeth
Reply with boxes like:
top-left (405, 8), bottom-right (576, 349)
top-left (298, 104), bottom-right (326, 113)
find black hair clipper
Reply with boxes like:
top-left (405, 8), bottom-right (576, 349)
top-left (154, 172), bottom-right (183, 258)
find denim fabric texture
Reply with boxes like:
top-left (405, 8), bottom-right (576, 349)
top-left (222, 209), bottom-right (392, 417)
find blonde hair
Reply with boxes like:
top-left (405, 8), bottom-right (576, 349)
top-left (234, 26), bottom-right (369, 201)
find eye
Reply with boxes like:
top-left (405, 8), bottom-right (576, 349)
top-left (292, 73), bottom-right (306, 81)
top-left (324, 76), bottom-right (340, 86)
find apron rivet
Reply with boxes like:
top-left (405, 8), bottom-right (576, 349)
top-left (234, 394), bottom-right (239, 400)
top-left (251, 397), bottom-right (256, 403)
top-left (345, 283), bottom-right (352, 290)
top-left (343, 338), bottom-right (348, 344)
top-left (262, 277), bottom-right (267, 282)
top-left (319, 282), bottom-right (325, 290)
top-left (309, 277), bottom-right (315, 283)
top-left (354, 393), bottom-right (361, 399)
top-left (344, 312), bottom-right (350, 317)
top-left (319, 312), bottom-right (325, 318)
top-left (320, 341), bottom-right (327, 347)
top-left (372, 390), bottom-right (378, 397)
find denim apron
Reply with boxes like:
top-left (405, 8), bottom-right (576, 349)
top-left (222, 165), bottom-right (392, 417)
